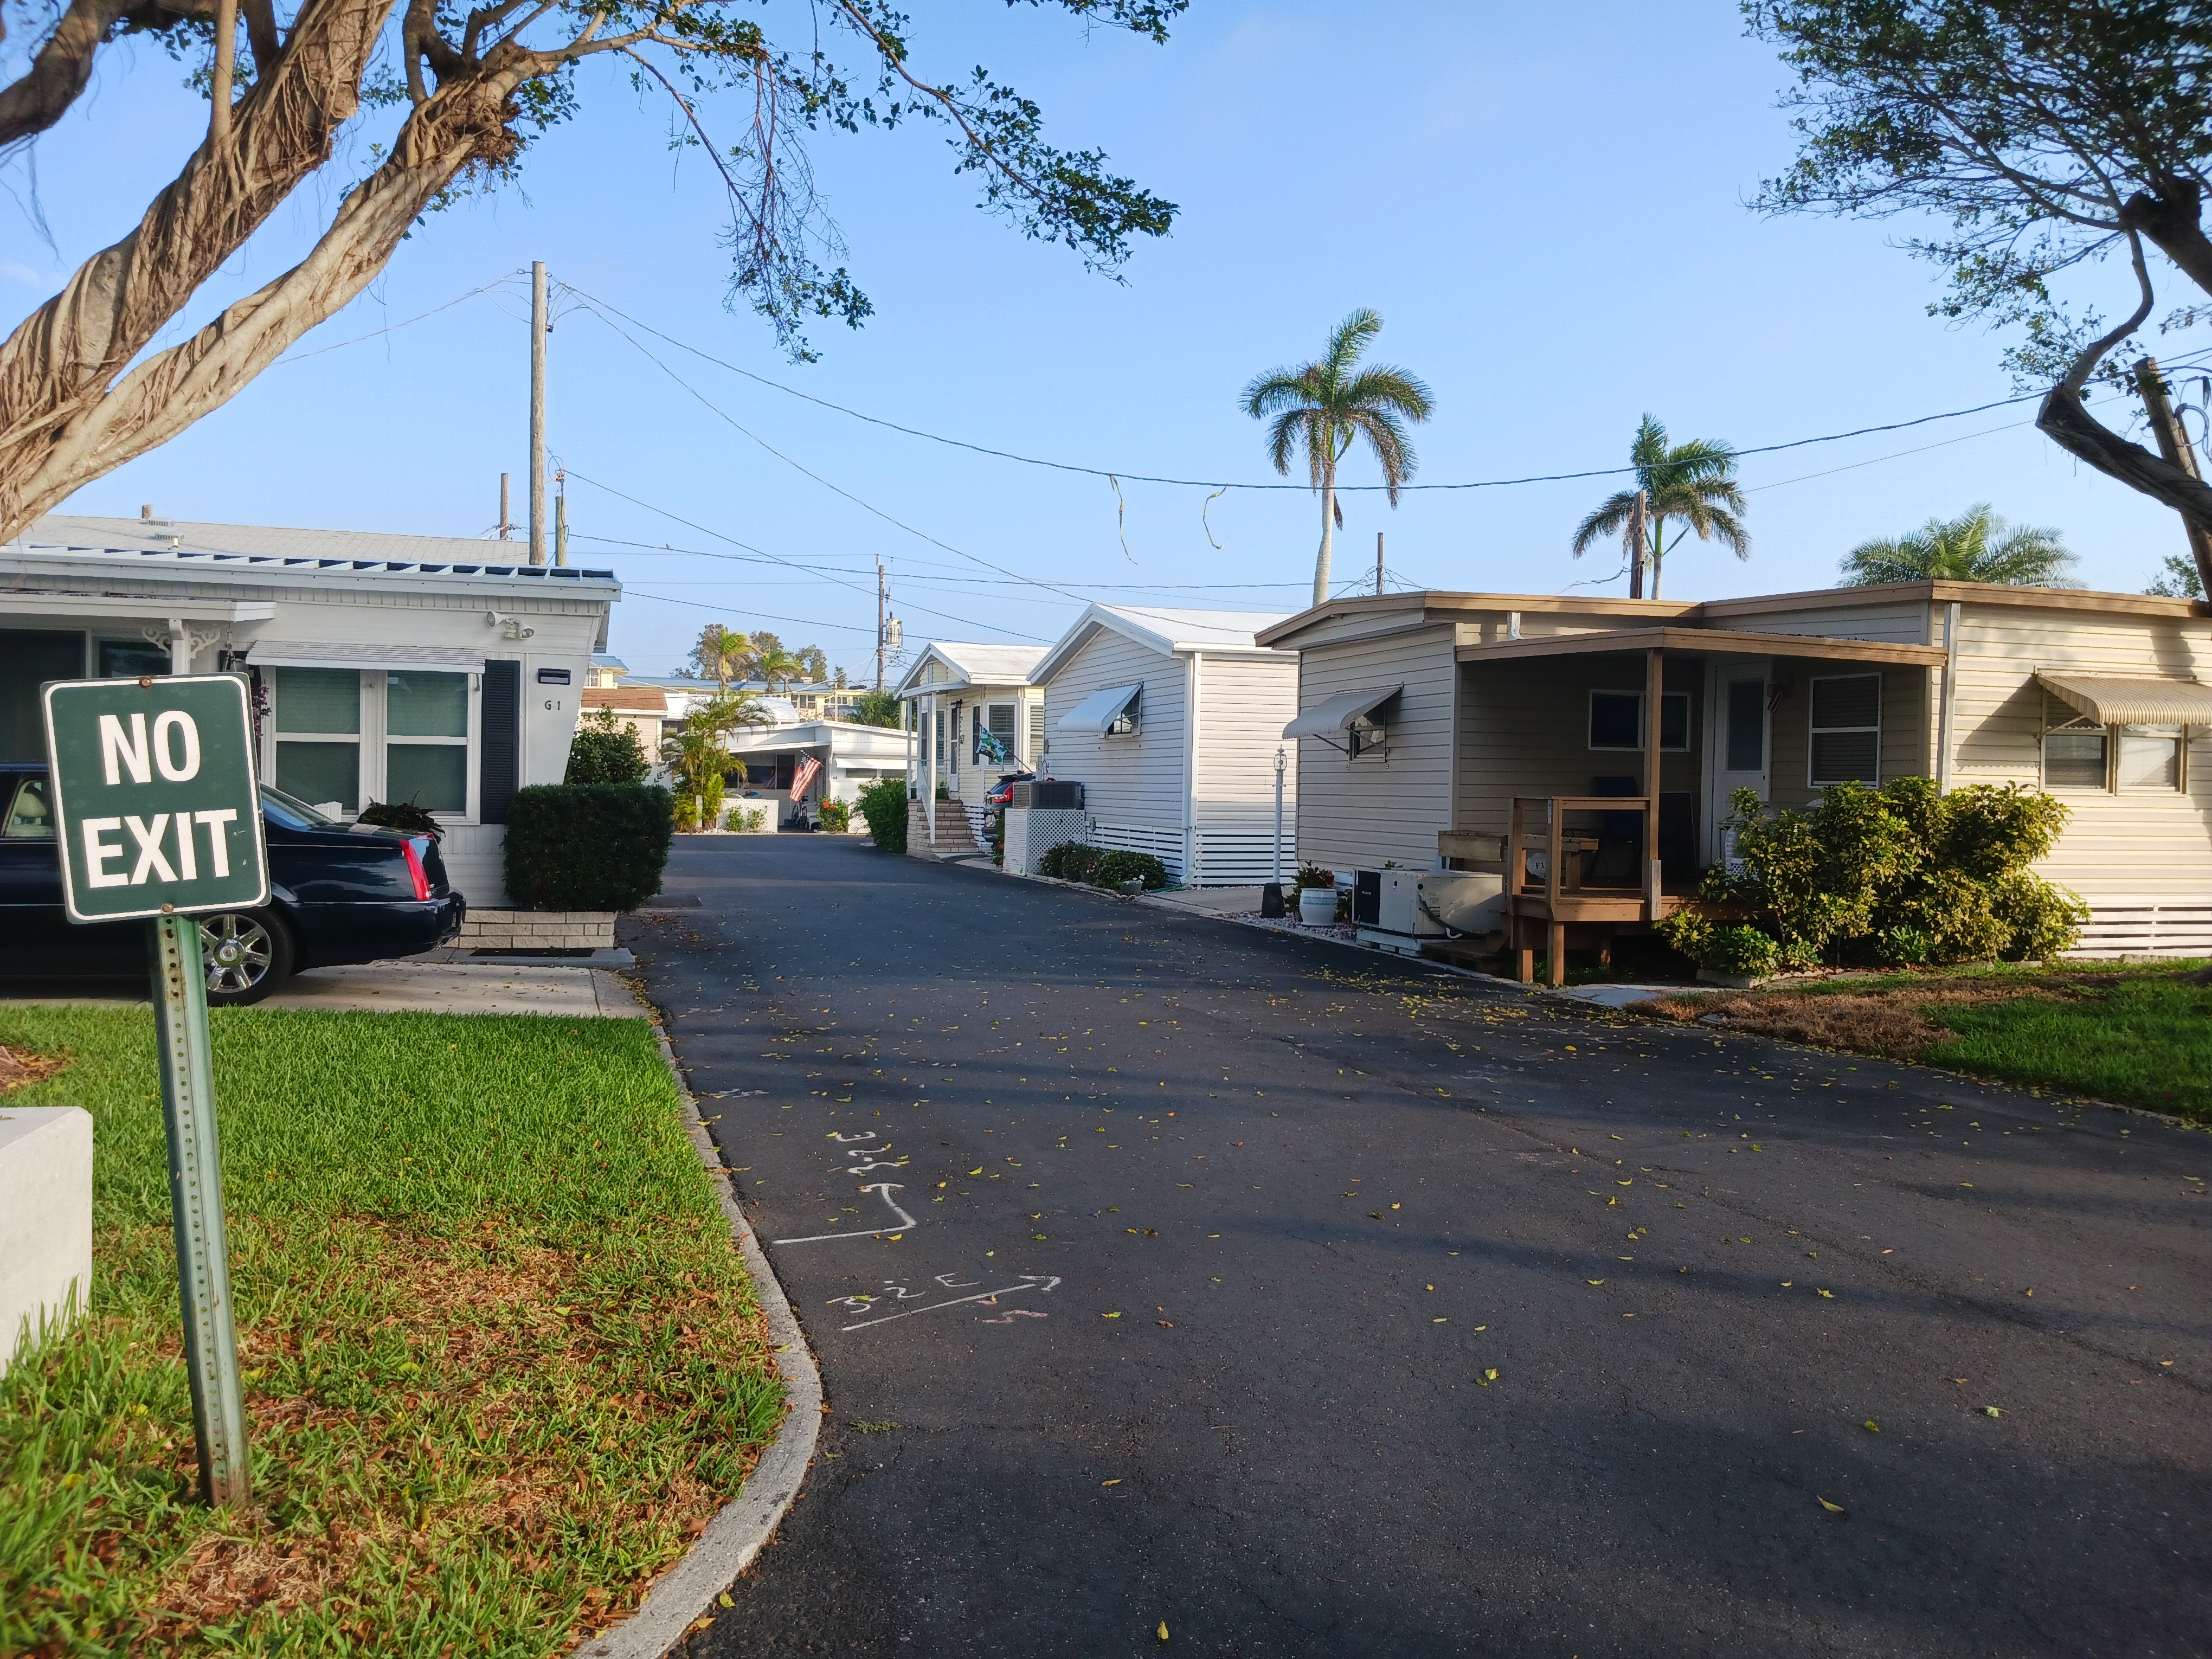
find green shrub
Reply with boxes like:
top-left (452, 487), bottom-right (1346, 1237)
top-left (359, 798), bottom-right (442, 839)
top-left (726, 805), bottom-right (768, 833)
top-left (816, 799), bottom-right (852, 833)
top-left (1092, 850), bottom-right (1169, 891)
top-left (564, 709), bottom-right (651, 785)
top-left (856, 777), bottom-right (909, 853)
top-left (1706, 925), bottom-right (1780, 979)
top-left (672, 773), bottom-right (725, 833)
top-left (1038, 841), bottom-right (1102, 882)
top-left (505, 784), bottom-right (673, 910)
top-left (1706, 777), bottom-right (2084, 966)
top-left (1295, 862), bottom-right (1335, 891)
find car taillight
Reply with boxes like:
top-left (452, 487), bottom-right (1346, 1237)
top-left (402, 837), bottom-right (432, 902)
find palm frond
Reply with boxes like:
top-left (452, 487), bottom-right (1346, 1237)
top-left (1341, 364), bottom-right (1436, 422)
top-left (1324, 307), bottom-right (1385, 377)
top-left (1572, 491), bottom-right (1638, 556)
top-left (1241, 368), bottom-right (1314, 419)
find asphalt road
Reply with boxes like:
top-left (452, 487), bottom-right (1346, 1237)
top-left (624, 836), bottom-right (2209, 1659)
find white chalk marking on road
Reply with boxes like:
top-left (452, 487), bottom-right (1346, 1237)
top-left (840, 1275), bottom-right (1061, 1332)
top-left (771, 1182), bottom-right (919, 1245)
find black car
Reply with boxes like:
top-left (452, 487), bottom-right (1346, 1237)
top-left (0, 764), bottom-right (465, 1006)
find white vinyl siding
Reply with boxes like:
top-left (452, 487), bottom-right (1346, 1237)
top-left (1043, 628), bottom-right (1188, 831)
top-left (1294, 623), bottom-right (1457, 872)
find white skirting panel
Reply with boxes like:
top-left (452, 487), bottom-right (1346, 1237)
top-left (1086, 820), bottom-right (1188, 884)
top-left (437, 822), bottom-right (510, 910)
top-left (2065, 898), bottom-right (2212, 959)
top-left (1190, 827), bottom-right (1296, 887)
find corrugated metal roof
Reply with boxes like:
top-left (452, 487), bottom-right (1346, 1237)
top-left (10, 514), bottom-right (619, 583)
top-left (2036, 672), bottom-right (2212, 726)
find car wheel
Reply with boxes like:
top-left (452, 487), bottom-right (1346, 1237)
top-left (197, 909), bottom-right (293, 1007)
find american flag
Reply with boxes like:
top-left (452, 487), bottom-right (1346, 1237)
top-left (789, 755), bottom-right (822, 800)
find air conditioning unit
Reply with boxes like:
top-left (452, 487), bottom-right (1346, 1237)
top-left (1356, 869), bottom-right (1506, 955)
top-left (1013, 780), bottom-right (1083, 809)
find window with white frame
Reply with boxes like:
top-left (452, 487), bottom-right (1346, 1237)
top-left (1028, 701), bottom-right (1045, 766)
top-left (2119, 725), bottom-right (2186, 791)
top-left (269, 667), bottom-right (477, 819)
top-left (1106, 686), bottom-right (1141, 737)
top-left (1808, 673), bottom-right (1881, 785)
top-left (1587, 690), bottom-right (1689, 750)
top-left (2046, 696), bottom-right (2188, 793)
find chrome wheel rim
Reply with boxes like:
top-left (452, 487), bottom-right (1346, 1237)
top-left (198, 912), bottom-right (274, 995)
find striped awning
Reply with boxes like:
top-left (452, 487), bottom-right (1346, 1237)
top-left (2035, 672), bottom-right (2212, 726)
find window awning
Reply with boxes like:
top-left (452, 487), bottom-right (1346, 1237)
top-left (1284, 685), bottom-right (1401, 740)
top-left (2036, 671), bottom-right (2212, 726)
top-left (246, 640), bottom-right (488, 673)
top-left (1058, 683), bottom-right (1142, 732)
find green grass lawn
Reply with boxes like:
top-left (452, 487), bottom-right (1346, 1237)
top-left (1642, 961), bottom-right (2212, 1122)
top-left (0, 1006), bottom-right (783, 1658)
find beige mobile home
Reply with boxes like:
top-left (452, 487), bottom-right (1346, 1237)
top-left (1032, 605), bottom-right (1296, 885)
top-left (1258, 581), bottom-right (2212, 980)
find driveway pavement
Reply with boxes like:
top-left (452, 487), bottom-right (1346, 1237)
top-left (626, 837), bottom-right (2209, 1659)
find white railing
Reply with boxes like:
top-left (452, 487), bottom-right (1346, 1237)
top-left (2065, 899), bottom-right (2212, 959)
top-left (964, 803), bottom-right (993, 847)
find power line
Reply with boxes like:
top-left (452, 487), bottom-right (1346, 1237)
top-left (275, 275), bottom-right (518, 365)
top-left (561, 284), bottom-right (2212, 494)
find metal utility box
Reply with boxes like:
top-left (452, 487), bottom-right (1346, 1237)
top-left (1013, 780), bottom-right (1083, 810)
top-left (1355, 869), bottom-right (1506, 955)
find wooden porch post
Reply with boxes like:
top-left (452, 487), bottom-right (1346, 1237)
top-left (1545, 800), bottom-right (1565, 987)
top-left (1510, 798), bottom-right (1534, 983)
top-left (1644, 647), bottom-right (1664, 922)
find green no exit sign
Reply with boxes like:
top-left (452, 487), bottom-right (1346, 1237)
top-left (41, 674), bottom-right (270, 923)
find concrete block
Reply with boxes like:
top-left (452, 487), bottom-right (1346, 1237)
top-left (1, 1107), bottom-right (93, 1375)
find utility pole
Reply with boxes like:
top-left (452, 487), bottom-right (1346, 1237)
top-left (1375, 532), bottom-right (1385, 597)
top-left (529, 260), bottom-right (548, 567)
top-left (877, 560), bottom-right (888, 691)
top-left (2134, 356), bottom-right (2212, 596)
top-left (553, 471), bottom-right (568, 567)
top-left (1628, 488), bottom-right (1649, 599)
top-left (498, 472), bottom-right (510, 541)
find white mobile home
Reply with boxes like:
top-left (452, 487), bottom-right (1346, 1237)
top-left (896, 641), bottom-right (1048, 856)
top-left (2, 515), bottom-right (618, 906)
top-left (1032, 605), bottom-right (1296, 885)
top-left (1258, 581), bottom-right (2212, 979)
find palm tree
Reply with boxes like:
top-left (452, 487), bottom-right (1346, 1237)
top-left (1241, 308), bottom-right (1434, 608)
top-left (1572, 415), bottom-right (1749, 600)
top-left (1841, 505), bottom-right (2079, 587)
top-left (688, 623), bottom-right (752, 687)
top-left (752, 646), bottom-right (803, 693)
top-left (661, 689), bottom-right (774, 791)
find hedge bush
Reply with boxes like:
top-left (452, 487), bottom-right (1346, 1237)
top-left (504, 784), bottom-right (674, 911)
top-left (856, 778), bottom-right (908, 853)
top-left (816, 799), bottom-right (852, 833)
top-left (1092, 850), bottom-right (1170, 890)
top-left (1660, 778), bottom-right (2086, 972)
top-left (1037, 841), bottom-right (1102, 882)
top-left (1036, 843), bottom-right (1169, 891)
top-left (564, 708), bottom-right (652, 785)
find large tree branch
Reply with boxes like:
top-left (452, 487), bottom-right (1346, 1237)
top-left (1, 56), bottom-right (537, 533)
top-left (0, 0), bottom-right (399, 537)
top-left (2035, 229), bottom-right (2212, 552)
top-left (0, 0), bottom-right (138, 148)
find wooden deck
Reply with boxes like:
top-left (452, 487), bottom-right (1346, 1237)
top-left (1504, 796), bottom-right (1692, 987)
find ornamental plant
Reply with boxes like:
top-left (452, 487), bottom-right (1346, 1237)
top-left (1660, 779), bottom-right (2086, 970)
top-left (855, 779), bottom-right (909, 853)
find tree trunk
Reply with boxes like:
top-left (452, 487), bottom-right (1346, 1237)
top-left (1314, 461), bottom-right (1335, 610)
top-left (2036, 385), bottom-right (2212, 562)
top-left (0, 28), bottom-right (533, 542)
top-left (1649, 518), bottom-right (1667, 601)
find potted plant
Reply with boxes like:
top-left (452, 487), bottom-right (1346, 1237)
top-left (1294, 864), bottom-right (1338, 925)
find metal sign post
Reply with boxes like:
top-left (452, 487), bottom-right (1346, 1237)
top-left (41, 673), bottom-right (268, 1507)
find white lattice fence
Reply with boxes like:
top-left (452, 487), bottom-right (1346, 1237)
top-left (2065, 899), bottom-right (2212, 959)
top-left (1086, 821), bottom-right (1187, 884)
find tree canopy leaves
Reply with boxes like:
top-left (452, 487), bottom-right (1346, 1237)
top-left (1839, 503), bottom-right (2078, 586)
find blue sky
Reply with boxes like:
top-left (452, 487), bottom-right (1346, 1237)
top-left (8, 1), bottom-right (2195, 681)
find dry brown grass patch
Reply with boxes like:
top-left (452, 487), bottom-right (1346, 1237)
top-left (0, 1041), bottom-right (66, 1093)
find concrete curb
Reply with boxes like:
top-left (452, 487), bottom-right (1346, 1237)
top-left (574, 1015), bottom-right (822, 1658)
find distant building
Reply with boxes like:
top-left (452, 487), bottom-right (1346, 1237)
top-left (3, 513), bottom-right (619, 906)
